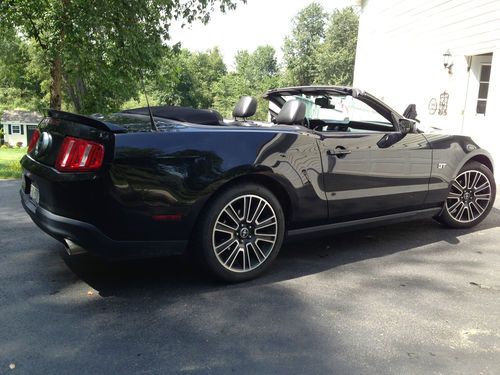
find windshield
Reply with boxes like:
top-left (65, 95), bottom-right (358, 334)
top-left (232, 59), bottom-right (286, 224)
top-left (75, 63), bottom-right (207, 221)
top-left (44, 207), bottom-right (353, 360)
top-left (281, 93), bottom-right (393, 126)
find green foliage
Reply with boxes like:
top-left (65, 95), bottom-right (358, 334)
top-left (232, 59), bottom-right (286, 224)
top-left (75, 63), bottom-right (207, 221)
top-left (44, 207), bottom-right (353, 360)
top-left (282, 2), bottom-right (327, 86)
top-left (0, 0), bottom-right (244, 112)
top-left (154, 48), bottom-right (227, 109)
top-left (317, 7), bottom-right (359, 85)
top-left (0, 2), bottom-right (358, 117)
top-left (213, 46), bottom-right (280, 120)
top-left (0, 26), bottom-right (46, 111)
top-left (282, 4), bottom-right (359, 86)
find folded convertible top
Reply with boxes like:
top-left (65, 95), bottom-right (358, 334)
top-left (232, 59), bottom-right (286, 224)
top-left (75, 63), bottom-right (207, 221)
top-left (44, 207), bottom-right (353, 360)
top-left (121, 106), bottom-right (223, 125)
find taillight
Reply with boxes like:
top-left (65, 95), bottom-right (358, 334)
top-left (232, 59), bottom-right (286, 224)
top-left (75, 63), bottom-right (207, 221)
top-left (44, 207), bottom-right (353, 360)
top-left (27, 129), bottom-right (40, 152)
top-left (55, 136), bottom-right (105, 172)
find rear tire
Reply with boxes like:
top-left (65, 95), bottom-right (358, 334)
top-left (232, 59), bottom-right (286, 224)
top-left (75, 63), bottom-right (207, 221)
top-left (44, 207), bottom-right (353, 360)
top-left (195, 183), bottom-right (285, 282)
top-left (437, 161), bottom-right (496, 228)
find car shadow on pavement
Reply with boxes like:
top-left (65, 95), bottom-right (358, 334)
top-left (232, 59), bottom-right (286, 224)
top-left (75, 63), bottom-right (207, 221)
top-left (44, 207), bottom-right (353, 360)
top-left (61, 209), bottom-right (500, 299)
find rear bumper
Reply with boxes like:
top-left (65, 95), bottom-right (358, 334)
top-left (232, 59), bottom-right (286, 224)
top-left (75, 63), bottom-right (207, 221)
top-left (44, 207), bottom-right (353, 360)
top-left (20, 190), bottom-right (187, 258)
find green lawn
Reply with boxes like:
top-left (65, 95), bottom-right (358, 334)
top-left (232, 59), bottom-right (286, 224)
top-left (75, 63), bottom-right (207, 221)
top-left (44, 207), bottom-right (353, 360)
top-left (0, 147), bottom-right (27, 179)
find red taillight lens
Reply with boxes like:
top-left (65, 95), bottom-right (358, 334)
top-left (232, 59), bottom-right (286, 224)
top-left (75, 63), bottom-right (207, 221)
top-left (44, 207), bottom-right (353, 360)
top-left (55, 136), bottom-right (105, 172)
top-left (27, 129), bottom-right (41, 152)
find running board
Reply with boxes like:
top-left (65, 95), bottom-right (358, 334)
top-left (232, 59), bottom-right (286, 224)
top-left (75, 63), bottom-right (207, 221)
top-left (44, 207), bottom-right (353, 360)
top-left (286, 207), bottom-right (441, 240)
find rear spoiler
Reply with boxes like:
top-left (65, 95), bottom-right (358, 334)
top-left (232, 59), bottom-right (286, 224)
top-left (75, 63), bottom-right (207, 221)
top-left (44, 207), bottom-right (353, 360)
top-left (47, 109), bottom-right (126, 133)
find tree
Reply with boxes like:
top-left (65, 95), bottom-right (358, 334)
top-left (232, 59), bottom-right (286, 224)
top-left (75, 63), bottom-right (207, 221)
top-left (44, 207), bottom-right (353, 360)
top-left (235, 45), bottom-right (278, 83)
top-left (282, 2), bottom-right (327, 86)
top-left (0, 26), bottom-right (46, 111)
top-left (0, 0), bottom-right (244, 112)
top-left (213, 45), bottom-right (279, 120)
top-left (146, 48), bottom-right (226, 109)
top-left (317, 7), bottom-right (359, 85)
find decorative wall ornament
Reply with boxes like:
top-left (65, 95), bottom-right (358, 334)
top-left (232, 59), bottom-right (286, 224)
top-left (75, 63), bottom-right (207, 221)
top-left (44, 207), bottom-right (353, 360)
top-left (438, 92), bottom-right (449, 116)
top-left (428, 98), bottom-right (437, 115)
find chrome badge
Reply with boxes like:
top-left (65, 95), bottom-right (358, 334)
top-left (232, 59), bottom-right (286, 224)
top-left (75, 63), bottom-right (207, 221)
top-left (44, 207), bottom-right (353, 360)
top-left (437, 162), bottom-right (447, 169)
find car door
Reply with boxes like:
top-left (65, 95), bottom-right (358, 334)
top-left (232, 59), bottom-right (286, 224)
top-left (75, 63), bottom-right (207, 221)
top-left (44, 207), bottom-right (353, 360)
top-left (316, 95), bottom-right (432, 222)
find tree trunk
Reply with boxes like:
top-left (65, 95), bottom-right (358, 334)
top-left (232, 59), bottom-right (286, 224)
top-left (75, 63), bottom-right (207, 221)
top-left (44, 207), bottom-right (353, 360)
top-left (49, 54), bottom-right (62, 110)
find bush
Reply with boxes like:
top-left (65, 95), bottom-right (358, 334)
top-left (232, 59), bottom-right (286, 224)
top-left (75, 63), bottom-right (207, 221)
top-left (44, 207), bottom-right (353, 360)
top-left (0, 144), bottom-right (7, 149)
top-left (16, 142), bottom-right (23, 148)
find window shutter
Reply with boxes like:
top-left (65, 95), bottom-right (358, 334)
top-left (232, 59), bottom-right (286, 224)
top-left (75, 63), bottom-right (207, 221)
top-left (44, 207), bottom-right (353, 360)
top-left (20, 124), bottom-right (24, 135)
top-left (8, 124), bottom-right (12, 135)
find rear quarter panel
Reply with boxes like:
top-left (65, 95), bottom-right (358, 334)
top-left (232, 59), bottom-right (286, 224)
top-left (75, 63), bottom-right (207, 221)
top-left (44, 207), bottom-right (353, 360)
top-left (108, 127), bottom-right (326, 241)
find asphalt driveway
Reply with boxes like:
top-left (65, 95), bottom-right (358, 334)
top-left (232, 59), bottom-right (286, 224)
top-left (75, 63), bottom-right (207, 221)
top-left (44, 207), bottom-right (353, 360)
top-left (1, 179), bottom-right (499, 374)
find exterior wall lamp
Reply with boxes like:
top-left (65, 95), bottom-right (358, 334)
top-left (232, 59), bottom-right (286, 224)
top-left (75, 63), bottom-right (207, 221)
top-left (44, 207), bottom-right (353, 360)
top-left (443, 49), bottom-right (453, 74)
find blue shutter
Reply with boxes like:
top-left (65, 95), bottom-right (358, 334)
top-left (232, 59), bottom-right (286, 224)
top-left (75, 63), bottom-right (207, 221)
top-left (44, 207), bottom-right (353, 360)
top-left (20, 124), bottom-right (24, 135)
top-left (8, 124), bottom-right (12, 135)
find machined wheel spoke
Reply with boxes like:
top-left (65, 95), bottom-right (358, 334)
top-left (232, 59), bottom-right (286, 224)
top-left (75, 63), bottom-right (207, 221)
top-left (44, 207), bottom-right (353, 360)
top-left (249, 200), bottom-right (265, 224)
top-left (224, 246), bottom-right (241, 268)
top-left (224, 205), bottom-right (241, 226)
top-left (247, 242), bottom-right (263, 263)
top-left (216, 238), bottom-right (238, 255)
top-left (452, 180), bottom-right (464, 193)
top-left (470, 172), bottom-right (480, 189)
top-left (475, 192), bottom-right (490, 199)
top-left (242, 196), bottom-right (250, 221)
top-left (215, 221), bottom-right (237, 234)
top-left (256, 216), bottom-right (277, 230)
top-left (475, 181), bottom-right (489, 192)
top-left (242, 245), bottom-right (252, 271)
top-left (447, 199), bottom-right (462, 212)
top-left (456, 203), bottom-right (466, 221)
top-left (466, 205), bottom-right (472, 221)
top-left (254, 241), bottom-right (267, 259)
top-left (470, 201), bottom-right (485, 215)
top-left (255, 233), bottom-right (276, 243)
top-left (463, 172), bottom-right (470, 189)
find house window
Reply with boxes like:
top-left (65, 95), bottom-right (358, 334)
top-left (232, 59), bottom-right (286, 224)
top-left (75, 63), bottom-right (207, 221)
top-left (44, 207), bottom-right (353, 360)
top-left (476, 64), bottom-right (491, 114)
top-left (11, 125), bottom-right (21, 134)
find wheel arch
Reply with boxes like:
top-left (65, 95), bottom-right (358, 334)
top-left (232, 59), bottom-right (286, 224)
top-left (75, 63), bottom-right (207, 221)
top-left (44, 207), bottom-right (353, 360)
top-left (453, 151), bottom-right (494, 178)
top-left (186, 172), bottom-right (293, 253)
top-left (189, 172), bottom-right (293, 238)
top-left (211, 173), bottom-right (293, 224)
top-left (468, 154), bottom-right (494, 174)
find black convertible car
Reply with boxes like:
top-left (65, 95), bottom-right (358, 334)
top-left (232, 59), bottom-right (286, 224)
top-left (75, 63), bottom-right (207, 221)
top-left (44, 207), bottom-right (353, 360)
top-left (20, 86), bottom-right (496, 281)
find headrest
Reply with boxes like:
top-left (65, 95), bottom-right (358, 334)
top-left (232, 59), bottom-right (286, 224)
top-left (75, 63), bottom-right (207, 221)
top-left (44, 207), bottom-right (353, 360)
top-left (233, 96), bottom-right (257, 119)
top-left (275, 100), bottom-right (306, 125)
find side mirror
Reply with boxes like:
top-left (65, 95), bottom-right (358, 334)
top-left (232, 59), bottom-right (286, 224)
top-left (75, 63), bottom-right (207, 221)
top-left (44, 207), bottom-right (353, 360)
top-left (399, 118), bottom-right (417, 134)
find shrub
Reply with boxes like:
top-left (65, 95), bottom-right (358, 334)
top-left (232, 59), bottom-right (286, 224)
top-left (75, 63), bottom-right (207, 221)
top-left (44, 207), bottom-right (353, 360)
top-left (16, 142), bottom-right (23, 148)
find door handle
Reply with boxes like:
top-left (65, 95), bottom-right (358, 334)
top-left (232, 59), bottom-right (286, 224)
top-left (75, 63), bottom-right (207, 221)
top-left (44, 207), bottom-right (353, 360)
top-left (327, 147), bottom-right (351, 157)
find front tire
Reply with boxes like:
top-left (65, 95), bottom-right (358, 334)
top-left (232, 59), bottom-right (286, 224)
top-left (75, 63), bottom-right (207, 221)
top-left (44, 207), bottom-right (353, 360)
top-left (438, 161), bottom-right (496, 228)
top-left (196, 183), bottom-right (285, 282)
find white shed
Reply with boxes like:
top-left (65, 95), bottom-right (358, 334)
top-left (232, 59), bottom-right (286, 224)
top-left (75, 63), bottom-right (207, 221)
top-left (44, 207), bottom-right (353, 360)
top-left (353, 0), bottom-right (500, 164)
top-left (1, 110), bottom-right (43, 147)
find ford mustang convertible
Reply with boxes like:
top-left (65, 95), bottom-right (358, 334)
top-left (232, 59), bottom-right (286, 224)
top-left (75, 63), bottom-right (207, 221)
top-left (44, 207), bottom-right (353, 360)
top-left (20, 86), bottom-right (496, 281)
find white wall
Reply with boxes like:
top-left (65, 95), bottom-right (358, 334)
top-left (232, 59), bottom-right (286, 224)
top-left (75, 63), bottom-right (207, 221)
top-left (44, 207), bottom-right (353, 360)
top-left (354, 0), bottom-right (500, 165)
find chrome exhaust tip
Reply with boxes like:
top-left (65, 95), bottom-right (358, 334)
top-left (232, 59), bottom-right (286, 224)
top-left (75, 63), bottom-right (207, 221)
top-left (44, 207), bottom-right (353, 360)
top-left (64, 239), bottom-right (87, 256)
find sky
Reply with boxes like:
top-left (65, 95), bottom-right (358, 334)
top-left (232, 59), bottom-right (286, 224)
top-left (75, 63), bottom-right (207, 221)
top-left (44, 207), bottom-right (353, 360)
top-left (169, 0), bottom-right (356, 69)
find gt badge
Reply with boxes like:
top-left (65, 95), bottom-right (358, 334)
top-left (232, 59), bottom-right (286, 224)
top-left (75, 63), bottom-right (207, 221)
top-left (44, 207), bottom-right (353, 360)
top-left (437, 162), bottom-right (447, 169)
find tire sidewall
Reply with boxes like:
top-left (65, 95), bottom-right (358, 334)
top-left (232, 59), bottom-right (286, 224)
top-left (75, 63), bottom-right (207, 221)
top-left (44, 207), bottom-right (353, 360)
top-left (198, 183), bottom-right (285, 282)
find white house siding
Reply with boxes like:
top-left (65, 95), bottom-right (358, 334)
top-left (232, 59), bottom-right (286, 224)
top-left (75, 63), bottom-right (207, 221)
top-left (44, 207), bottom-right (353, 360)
top-left (3, 123), bottom-right (27, 146)
top-left (353, 0), bottom-right (500, 166)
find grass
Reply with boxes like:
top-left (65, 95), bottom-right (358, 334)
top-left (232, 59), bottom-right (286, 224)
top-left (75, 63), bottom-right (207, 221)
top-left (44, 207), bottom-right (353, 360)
top-left (0, 147), bottom-right (27, 179)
